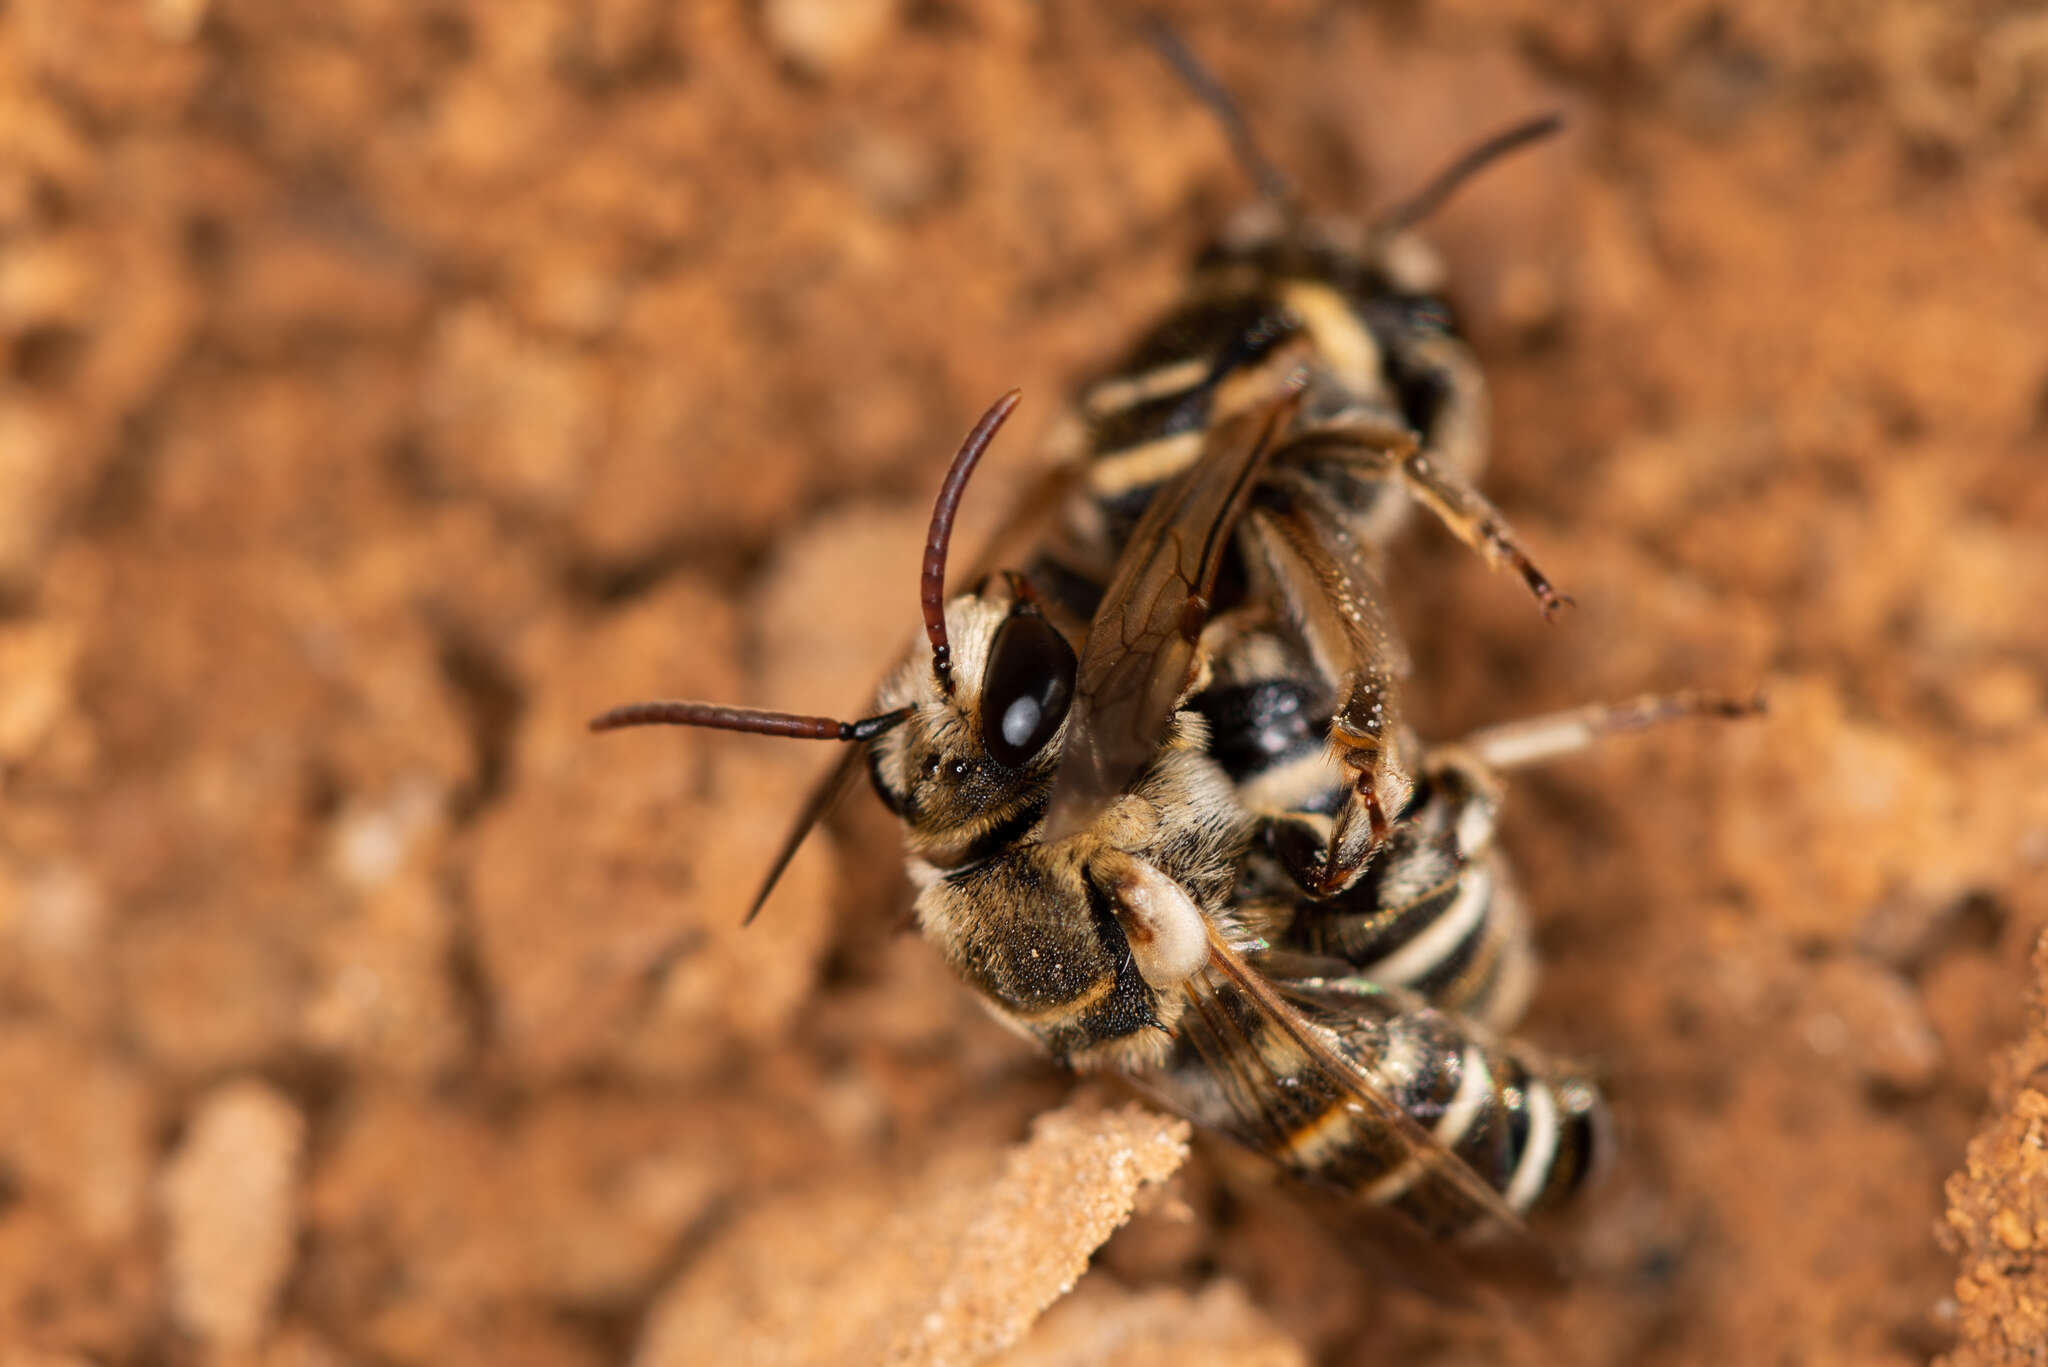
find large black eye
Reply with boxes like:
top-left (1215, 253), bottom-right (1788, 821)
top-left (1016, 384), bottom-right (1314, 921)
top-left (979, 611), bottom-right (1077, 768)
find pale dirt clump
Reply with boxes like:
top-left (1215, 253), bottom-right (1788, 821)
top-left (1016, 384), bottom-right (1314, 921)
top-left (634, 1101), bottom-right (1192, 1367)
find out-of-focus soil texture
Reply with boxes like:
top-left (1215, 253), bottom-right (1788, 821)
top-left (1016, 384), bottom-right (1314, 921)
top-left (4, 2), bottom-right (2047, 1364)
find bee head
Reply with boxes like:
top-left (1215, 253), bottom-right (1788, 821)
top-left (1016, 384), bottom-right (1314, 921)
top-left (586, 390), bottom-right (1067, 876)
top-left (866, 581), bottom-right (1076, 865)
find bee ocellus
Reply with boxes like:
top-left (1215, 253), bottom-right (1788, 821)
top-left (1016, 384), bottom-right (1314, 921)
top-left (589, 34), bottom-right (1759, 1252)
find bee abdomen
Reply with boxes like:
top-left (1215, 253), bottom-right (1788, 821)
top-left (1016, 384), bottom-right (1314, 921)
top-left (1261, 760), bottom-right (1535, 1032)
top-left (1281, 994), bottom-right (1606, 1228)
top-left (1313, 851), bottom-right (1533, 1033)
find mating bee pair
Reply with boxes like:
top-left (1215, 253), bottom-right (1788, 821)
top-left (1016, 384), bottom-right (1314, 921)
top-left (592, 37), bottom-right (1755, 1257)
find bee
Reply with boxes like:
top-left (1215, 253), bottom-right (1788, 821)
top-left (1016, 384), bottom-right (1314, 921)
top-left (591, 32), bottom-right (1757, 1251)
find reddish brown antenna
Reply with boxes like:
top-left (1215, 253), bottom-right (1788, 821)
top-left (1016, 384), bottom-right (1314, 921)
top-left (923, 389), bottom-right (1023, 696)
top-left (585, 699), bottom-right (907, 928)
top-left (587, 701), bottom-right (910, 741)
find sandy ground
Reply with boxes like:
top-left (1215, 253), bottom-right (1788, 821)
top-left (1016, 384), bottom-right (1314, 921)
top-left (3, 1), bottom-right (2047, 1363)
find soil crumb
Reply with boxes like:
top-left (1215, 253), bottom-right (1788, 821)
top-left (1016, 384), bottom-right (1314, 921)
top-left (159, 1080), bottom-right (305, 1350)
top-left (1942, 927), bottom-right (2048, 1367)
top-left (634, 1101), bottom-right (1191, 1367)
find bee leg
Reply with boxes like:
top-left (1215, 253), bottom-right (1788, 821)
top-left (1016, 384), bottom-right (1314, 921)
top-left (1392, 447), bottom-right (1573, 620)
top-left (1288, 414), bottom-right (1570, 620)
top-left (1230, 497), bottom-right (1419, 898)
top-left (1247, 779), bottom-right (1395, 904)
top-left (1449, 689), bottom-right (1767, 772)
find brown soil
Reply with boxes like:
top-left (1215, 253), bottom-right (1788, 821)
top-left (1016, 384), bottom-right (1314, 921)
top-left (4, 2), bottom-right (2046, 1364)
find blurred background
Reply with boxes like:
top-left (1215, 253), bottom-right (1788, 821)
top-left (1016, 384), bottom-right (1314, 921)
top-left (3, 1), bottom-right (2046, 1364)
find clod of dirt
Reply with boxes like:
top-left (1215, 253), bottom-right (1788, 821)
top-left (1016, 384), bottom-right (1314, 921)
top-left (159, 1079), bottom-right (306, 1351)
top-left (1941, 930), bottom-right (2048, 1367)
top-left (764, 0), bottom-right (899, 76)
top-left (986, 1280), bottom-right (1306, 1367)
top-left (634, 1101), bottom-right (1194, 1367)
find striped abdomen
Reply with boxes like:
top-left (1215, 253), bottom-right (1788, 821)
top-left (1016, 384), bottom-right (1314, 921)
top-left (1283, 977), bottom-right (1603, 1226)
top-left (1274, 758), bottom-right (1535, 1033)
top-left (1192, 651), bottom-right (1537, 1033)
top-left (1161, 970), bottom-right (1604, 1232)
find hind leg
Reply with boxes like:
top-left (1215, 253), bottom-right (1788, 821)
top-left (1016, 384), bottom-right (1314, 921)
top-left (1394, 447), bottom-right (1572, 619)
top-left (1236, 491), bottom-right (1419, 896)
top-left (1450, 690), bottom-right (1767, 772)
top-left (1283, 413), bottom-right (1571, 620)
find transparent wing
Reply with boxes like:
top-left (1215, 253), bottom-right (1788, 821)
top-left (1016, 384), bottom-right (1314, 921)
top-left (1041, 389), bottom-right (1302, 840)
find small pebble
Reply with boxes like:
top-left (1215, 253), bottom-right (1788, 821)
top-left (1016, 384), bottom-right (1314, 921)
top-left (1809, 957), bottom-right (1942, 1093)
top-left (764, 0), bottom-right (898, 76)
top-left (161, 1080), bottom-right (306, 1350)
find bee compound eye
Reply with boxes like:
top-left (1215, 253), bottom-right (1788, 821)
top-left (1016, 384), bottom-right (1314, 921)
top-left (979, 612), bottom-right (1077, 768)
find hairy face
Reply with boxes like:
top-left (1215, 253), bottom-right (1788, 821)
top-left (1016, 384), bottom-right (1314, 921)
top-left (866, 588), bottom-right (1079, 868)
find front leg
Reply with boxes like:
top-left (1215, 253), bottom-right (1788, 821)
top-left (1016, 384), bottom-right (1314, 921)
top-left (1087, 845), bottom-right (1212, 992)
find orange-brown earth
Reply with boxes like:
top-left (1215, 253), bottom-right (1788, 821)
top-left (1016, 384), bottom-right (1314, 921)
top-left (3, 2), bottom-right (2046, 1364)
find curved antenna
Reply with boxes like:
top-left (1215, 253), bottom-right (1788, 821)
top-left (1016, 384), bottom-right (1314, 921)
top-left (1375, 113), bottom-right (1563, 236)
top-left (922, 389), bottom-right (1023, 696)
top-left (1144, 15), bottom-right (1299, 214)
top-left (588, 701), bottom-right (910, 743)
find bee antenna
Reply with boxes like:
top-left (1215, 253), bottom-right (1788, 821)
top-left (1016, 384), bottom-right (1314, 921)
top-left (923, 389), bottom-right (1023, 697)
top-left (1143, 15), bottom-right (1299, 217)
top-left (588, 701), bottom-right (911, 743)
top-left (1375, 113), bottom-right (1563, 236)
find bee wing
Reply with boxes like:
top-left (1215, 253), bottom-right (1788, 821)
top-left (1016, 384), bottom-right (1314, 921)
top-left (1142, 919), bottom-right (1561, 1285)
top-left (1042, 389), bottom-right (1303, 840)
